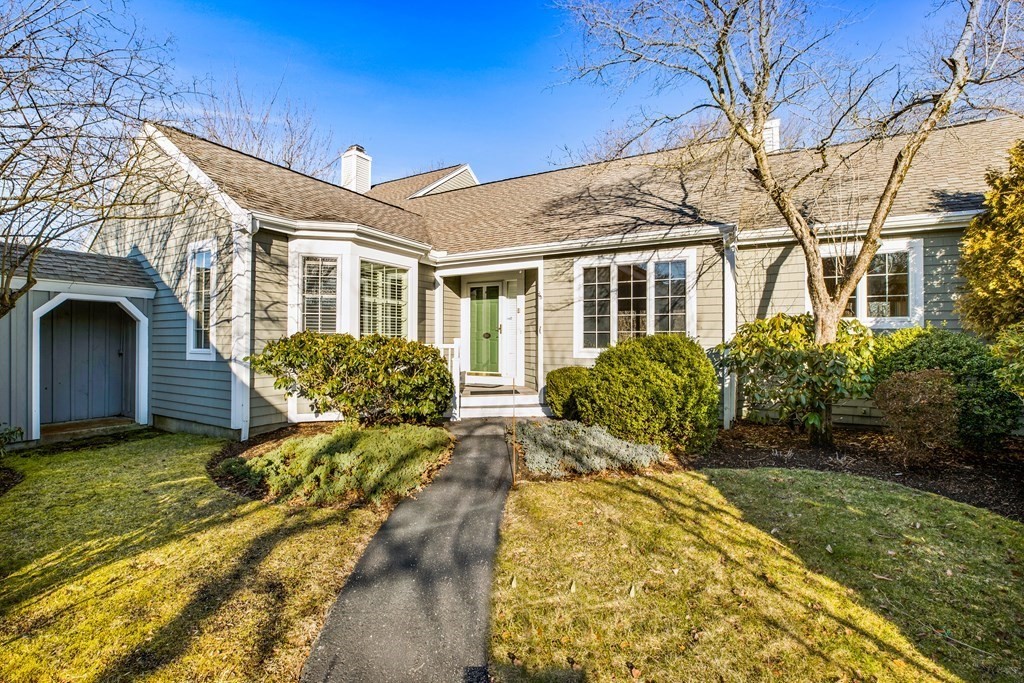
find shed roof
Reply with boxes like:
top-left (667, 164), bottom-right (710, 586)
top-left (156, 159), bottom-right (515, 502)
top-left (9, 246), bottom-right (154, 289)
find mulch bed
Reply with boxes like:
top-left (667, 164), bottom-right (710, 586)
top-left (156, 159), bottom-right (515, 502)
top-left (695, 421), bottom-right (1024, 522)
top-left (0, 466), bottom-right (24, 498)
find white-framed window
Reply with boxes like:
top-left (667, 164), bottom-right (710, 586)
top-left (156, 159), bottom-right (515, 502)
top-left (812, 238), bottom-right (924, 329)
top-left (302, 256), bottom-right (339, 333)
top-left (186, 239), bottom-right (216, 361)
top-left (360, 260), bottom-right (408, 338)
top-left (573, 248), bottom-right (698, 358)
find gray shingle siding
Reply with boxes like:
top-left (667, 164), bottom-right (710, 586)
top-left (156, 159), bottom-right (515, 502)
top-left (92, 143), bottom-right (237, 432)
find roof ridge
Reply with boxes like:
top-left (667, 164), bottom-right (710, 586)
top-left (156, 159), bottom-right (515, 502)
top-left (409, 114), bottom-right (1015, 202)
top-left (372, 164), bottom-right (464, 188)
top-left (150, 122), bottom-right (425, 218)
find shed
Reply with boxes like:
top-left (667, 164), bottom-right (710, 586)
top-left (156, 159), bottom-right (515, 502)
top-left (1, 247), bottom-right (155, 443)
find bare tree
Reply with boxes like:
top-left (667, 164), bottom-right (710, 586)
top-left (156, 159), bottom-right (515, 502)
top-left (187, 73), bottom-right (339, 180)
top-left (0, 0), bottom-right (179, 320)
top-left (561, 0), bottom-right (1024, 344)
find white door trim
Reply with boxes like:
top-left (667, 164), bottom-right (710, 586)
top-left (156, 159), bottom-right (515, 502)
top-left (461, 274), bottom-right (525, 385)
top-left (30, 293), bottom-right (150, 441)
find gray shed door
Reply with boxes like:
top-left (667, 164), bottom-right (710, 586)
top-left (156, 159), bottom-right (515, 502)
top-left (40, 300), bottom-right (136, 424)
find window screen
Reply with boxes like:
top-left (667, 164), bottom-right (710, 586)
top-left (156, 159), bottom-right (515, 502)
top-left (867, 251), bottom-right (910, 318)
top-left (616, 263), bottom-right (648, 340)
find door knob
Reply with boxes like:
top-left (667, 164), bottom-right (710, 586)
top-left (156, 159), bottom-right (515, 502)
top-left (482, 333), bottom-right (491, 339)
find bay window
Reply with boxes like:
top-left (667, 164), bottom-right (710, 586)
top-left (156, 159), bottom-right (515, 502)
top-left (302, 256), bottom-right (339, 333)
top-left (360, 261), bottom-right (408, 337)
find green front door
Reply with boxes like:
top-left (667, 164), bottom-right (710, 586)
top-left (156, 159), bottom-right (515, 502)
top-left (470, 284), bottom-right (501, 373)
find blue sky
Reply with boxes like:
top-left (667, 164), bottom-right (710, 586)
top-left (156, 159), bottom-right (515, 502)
top-left (134, 0), bottom-right (945, 184)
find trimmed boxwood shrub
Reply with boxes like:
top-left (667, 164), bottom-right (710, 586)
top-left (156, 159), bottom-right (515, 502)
top-left (575, 335), bottom-right (719, 452)
top-left (544, 366), bottom-right (591, 419)
top-left (248, 331), bottom-right (453, 425)
top-left (625, 335), bottom-right (720, 453)
top-left (872, 327), bottom-right (1020, 450)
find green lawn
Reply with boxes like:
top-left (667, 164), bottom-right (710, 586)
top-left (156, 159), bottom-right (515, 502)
top-left (0, 431), bottom-right (429, 682)
top-left (491, 469), bottom-right (1024, 682)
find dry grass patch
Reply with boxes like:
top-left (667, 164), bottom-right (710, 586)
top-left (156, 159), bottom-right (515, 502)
top-left (491, 469), bottom-right (1024, 682)
top-left (0, 431), bottom-right (438, 682)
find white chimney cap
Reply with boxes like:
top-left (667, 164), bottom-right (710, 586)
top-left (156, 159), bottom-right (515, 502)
top-left (763, 119), bottom-right (781, 153)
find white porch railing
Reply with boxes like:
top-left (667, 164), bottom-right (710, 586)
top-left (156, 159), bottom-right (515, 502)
top-left (434, 339), bottom-right (462, 421)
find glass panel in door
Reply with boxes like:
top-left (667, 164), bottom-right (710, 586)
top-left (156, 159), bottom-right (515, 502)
top-left (470, 284), bottom-right (501, 373)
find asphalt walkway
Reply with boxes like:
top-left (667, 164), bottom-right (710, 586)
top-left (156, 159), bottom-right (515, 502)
top-left (301, 419), bottom-right (512, 683)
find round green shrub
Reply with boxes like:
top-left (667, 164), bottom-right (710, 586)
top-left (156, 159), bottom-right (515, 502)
top-left (544, 366), bottom-right (591, 419)
top-left (872, 327), bottom-right (1020, 450)
top-left (622, 335), bottom-right (720, 453)
top-left (575, 344), bottom-right (685, 448)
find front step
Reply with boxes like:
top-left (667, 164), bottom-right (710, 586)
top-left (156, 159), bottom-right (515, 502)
top-left (459, 403), bottom-right (549, 419)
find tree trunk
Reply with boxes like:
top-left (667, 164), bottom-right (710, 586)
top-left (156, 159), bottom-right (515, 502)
top-left (813, 305), bottom-right (842, 346)
top-left (809, 402), bottom-right (834, 448)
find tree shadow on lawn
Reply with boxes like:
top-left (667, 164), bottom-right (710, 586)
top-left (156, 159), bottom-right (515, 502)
top-left (0, 435), bottom-right (258, 618)
top-left (703, 469), bottom-right (1024, 682)
top-left (575, 471), bottom-right (1022, 682)
top-left (91, 510), bottom-right (342, 681)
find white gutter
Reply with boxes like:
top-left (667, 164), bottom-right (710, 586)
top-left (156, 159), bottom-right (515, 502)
top-left (251, 212), bottom-right (433, 256)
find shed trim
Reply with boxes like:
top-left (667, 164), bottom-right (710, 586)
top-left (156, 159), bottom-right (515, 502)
top-left (30, 293), bottom-right (150, 441)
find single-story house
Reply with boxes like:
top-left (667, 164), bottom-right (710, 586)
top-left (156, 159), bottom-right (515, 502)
top-left (3, 116), bottom-right (1021, 442)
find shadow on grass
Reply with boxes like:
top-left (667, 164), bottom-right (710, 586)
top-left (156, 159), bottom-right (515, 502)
top-left (706, 469), bottom-right (1024, 682)
top-left (91, 511), bottom-right (343, 681)
top-left (0, 437), bottom-right (251, 616)
top-left (561, 473), bottom-right (964, 682)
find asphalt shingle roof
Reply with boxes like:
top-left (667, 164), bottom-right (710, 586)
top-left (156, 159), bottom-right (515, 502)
top-left (366, 165), bottom-right (465, 206)
top-left (155, 117), bottom-right (1024, 256)
top-left (153, 124), bottom-right (432, 245)
top-left (409, 116), bottom-right (1024, 253)
top-left (9, 246), bottom-right (154, 289)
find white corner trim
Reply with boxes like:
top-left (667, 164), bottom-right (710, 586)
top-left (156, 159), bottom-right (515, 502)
top-left (806, 237), bottom-right (925, 329)
top-left (408, 165), bottom-right (480, 198)
top-left (30, 293), bottom-right (149, 441)
top-left (229, 221), bottom-right (253, 439)
top-left (434, 271), bottom-right (444, 346)
top-left (185, 238), bottom-right (218, 362)
top-left (536, 260), bottom-right (545, 388)
top-left (571, 247), bottom-right (699, 359)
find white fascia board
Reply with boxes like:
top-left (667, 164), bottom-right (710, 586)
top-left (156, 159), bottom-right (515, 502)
top-left (11, 277), bottom-right (156, 300)
top-left (735, 210), bottom-right (979, 246)
top-left (408, 165), bottom-right (479, 198)
top-left (436, 258), bottom-right (545, 278)
top-left (432, 223), bottom-right (727, 267)
top-left (145, 123), bottom-right (250, 229)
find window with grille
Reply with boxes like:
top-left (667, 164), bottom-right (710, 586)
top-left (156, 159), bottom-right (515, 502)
top-left (302, 257), bottom-right (338, 333)
top-left (577, 255), bottom-right (693, 355)
top-left (821, 248), bottom-right (912, 320)
top-left (617, 264), bottom-right (648, 340)
top-left (192, 249), bottom-right (212, 350)
top-left (822, 254), bottom-right (857, 317)
top-left (654, 260), bottom-right (688, 334)
top-left (360, 261), bottom-right (408, 337)
top-left (582, 266), bottom-right (611, 349)
top-left (866, 251), bottom-right (909, 318)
